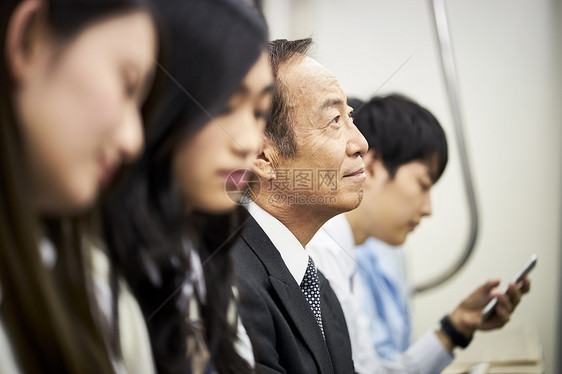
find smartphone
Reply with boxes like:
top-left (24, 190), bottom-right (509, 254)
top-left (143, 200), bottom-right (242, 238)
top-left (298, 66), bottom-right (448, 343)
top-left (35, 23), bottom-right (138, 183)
top-left (481, 254), bottom-right (537, 320)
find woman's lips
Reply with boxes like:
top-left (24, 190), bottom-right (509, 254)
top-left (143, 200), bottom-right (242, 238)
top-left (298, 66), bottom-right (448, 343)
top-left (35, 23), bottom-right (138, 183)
top-left (222, 169), bottom-right (251, 189)
top-left (99, 160), bottom-right (117, 186)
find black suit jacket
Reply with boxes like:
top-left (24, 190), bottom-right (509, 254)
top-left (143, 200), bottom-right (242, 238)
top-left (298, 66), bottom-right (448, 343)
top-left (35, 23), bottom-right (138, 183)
top-left (232, 215), bottom-right (355, 374)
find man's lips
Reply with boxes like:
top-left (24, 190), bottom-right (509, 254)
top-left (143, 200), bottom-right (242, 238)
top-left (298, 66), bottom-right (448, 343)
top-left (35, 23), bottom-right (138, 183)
top-left (343, 167), bottom-right (365, 178)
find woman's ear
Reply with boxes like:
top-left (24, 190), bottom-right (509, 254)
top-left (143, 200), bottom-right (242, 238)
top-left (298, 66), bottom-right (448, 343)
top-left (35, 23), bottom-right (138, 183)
top-left (252, 135), bottom-right (278, 181)
top-left (5, 0), bottom-right (47, 84)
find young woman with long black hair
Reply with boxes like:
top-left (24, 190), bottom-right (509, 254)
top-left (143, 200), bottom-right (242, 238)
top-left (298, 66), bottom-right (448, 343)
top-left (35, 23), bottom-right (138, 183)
top-left (103, 0), bottom-right (272, 372)
top-left (0, 0), bottom-right (157, 372)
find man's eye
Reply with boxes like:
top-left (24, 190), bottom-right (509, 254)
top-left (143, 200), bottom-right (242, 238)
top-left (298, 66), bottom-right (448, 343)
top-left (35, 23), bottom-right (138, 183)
top-left (329, 115), bottom-right (341, 125)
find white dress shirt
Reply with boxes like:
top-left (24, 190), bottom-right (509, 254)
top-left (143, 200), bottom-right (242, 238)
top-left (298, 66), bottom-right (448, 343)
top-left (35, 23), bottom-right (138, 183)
top-left (91, 244), bottom-right (157, 374)
top-left (307, 214), bottom-right (454, 374)
top-left (247, 202), bottom-right (309, 285)
top-left (0, 239), bottom-right (158, 374)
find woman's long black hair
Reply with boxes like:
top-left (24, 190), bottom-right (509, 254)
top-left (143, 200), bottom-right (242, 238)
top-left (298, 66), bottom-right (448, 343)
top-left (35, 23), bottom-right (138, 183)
top-left (0, 1), bottom-right (152, 373)
top-left (102, 0), bottom-right (268, 372)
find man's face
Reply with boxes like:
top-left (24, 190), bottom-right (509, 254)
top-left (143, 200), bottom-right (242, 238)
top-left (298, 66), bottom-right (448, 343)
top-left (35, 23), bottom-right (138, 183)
top-left (364, 159), bottom-right (434, 246)
top-left (267, 56), bottom-right (367, 216)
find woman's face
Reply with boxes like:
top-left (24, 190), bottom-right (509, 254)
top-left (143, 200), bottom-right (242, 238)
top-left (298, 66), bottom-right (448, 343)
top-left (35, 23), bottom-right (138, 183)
top-left (10, 6), bottom-right (156, 214)
top-left (173, 51), bottom-right (274, 214)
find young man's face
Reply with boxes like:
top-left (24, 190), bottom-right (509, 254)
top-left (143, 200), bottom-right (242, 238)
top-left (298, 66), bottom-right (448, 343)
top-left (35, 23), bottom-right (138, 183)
top-left (365, 159), bottom-right (434, 245)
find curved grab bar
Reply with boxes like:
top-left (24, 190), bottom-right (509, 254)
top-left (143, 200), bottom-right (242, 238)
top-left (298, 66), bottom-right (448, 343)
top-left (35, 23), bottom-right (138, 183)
top-left (413, 0), bottom-right (480, 293)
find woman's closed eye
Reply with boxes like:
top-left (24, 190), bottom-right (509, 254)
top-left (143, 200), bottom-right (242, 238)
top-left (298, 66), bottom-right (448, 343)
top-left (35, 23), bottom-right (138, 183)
top-left (255, 110), bottom-right (269, 120)
top-left (121, 65), bottom-right (141, 98)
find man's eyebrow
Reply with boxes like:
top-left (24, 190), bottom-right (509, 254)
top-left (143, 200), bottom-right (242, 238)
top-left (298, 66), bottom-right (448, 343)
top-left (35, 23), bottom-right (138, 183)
top-left (319, 98), bottom-right (345, 111)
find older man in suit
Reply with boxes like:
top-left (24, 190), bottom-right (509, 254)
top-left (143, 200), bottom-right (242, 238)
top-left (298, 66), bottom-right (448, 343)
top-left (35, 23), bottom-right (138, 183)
top-left (231, 38), bottom-right (367, 373)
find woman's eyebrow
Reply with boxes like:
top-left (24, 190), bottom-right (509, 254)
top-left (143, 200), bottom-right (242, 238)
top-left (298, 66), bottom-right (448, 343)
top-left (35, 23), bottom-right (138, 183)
top-left (235, 82), bottom-right (275, 98)
top-left (260, 83), bottom-right (275, 96)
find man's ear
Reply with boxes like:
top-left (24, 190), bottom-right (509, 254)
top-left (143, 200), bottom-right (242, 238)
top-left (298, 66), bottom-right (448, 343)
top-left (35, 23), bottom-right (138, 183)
top-left (6, 0), bottom-right (47, 84)
top-left (252, 135), bottom-right (279, 181)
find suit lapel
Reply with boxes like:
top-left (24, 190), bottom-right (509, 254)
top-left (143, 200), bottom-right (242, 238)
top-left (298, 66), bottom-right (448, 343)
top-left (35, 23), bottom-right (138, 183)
top-left (318, 272), bottom-right (354, 373)
top-left (239, 216), bottom-right (334, 374)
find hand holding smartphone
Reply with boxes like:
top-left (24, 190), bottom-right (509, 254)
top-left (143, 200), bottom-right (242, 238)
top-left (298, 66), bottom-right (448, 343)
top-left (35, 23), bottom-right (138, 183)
top-left (481, 254), bottom-right (537, 320)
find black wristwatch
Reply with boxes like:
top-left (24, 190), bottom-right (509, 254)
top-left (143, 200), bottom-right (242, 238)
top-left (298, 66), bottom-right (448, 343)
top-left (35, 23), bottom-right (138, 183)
top-left (440, 315), bottom-right (473, 348)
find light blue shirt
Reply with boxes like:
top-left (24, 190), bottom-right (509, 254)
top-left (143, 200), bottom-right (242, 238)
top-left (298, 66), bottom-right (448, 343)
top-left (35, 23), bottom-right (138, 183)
top-left (355, 237), bottom-right (412, 361)
top-left (308, 215), bottom-right (453, 373)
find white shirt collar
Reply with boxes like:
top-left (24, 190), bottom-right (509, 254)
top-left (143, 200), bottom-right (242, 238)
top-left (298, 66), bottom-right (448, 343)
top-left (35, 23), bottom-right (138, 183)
top-left (323, 214), bottom-right (356, 253)
top-left (307, 214), bottom-right (357, 280)
top-left (246, 202), bottom-right (309, 285)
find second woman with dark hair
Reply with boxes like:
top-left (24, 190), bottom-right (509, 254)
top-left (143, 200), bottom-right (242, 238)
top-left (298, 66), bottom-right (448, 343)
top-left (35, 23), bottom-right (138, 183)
top-left (103, 0), bottom-right (272, 372)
